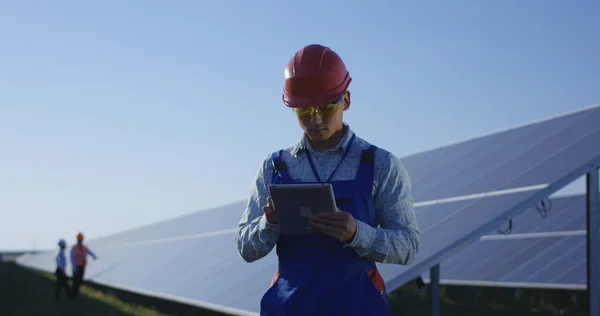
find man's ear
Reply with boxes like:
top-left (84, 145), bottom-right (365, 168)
top-left (343, 90), bottom-right (351, 111)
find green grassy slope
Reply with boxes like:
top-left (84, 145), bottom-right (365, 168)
top-left (0, 262), bottom-right (168, 316)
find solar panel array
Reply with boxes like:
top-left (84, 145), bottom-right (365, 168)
top-left (418, 194), bottom-right (587, 290)
top-left (17, 105), bottom-right (600, 315)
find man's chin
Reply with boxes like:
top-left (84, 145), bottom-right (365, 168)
top-left (308, 132), bottom-right (330, 142)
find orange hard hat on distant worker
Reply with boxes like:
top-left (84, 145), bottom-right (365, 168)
top-left (282, 44), bottom-right (352, 108)
top-left (76, 232), bottom-right (84, 241)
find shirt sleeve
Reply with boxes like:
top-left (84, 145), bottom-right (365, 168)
top-left (58, 253), bottom-right (67, 272)
top-left (235, 156), bottom-right (281, 263)
top-left (87, 247), bottom-right (97, 259)
top-left (348, 150), bottom-right (420, 265)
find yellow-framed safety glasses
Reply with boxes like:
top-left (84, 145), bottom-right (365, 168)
top-left (293, 93), bottom-right (345, 118)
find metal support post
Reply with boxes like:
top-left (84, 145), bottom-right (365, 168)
top-left (587, 167), bottom-right (599, 316)
top-left (430, 264), bottom-right (440, 316)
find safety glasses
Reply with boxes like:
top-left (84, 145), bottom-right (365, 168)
top-left (293, 93), bottom-right (345, 118)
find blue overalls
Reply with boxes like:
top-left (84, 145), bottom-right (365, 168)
top-left (260, 136), bottom-right (390, 316)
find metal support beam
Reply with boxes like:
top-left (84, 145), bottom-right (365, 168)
top-left (430, 264), bottom-right (440, 316)
top-left (587, 167), bottom-right (600, 316)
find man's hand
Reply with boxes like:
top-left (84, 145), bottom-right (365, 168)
top-left (263, 195), bottom-right (278, 224)
top-left (309, 210), bottom-right (357, 243)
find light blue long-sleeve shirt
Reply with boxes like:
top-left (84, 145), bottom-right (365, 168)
top-left (56, 249), bottom-right (67, 272)
top-left (236, 123), bottom-right (420, 265)
top-left (70, 243), bottom-right (97, 268)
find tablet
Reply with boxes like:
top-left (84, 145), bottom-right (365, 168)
top-left (268, 183), bottom-right (338, 235)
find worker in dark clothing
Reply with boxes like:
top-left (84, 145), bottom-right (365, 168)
top-left (55, 239), bottom-right (72, 303)
top-left (70, 232), bottom-right (97, 297)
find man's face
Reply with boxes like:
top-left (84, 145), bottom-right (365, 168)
top-left (294, 91), bottom-right (350, 143)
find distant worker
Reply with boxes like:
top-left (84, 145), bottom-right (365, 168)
top-left (235, 44), bottom-right (420, 315)
top-left (55, 239), bottom-right (72, 303)
top-left (70, 232), bottom-right (97, 297)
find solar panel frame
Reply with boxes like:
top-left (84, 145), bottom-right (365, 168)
top-left (381, 134), bottom-right (600, 291)
top-left (421, 235), bottom-right (587, 290)
top-left (585, 167), bottom-right (600, 316)
top-left (355, 194), bottom-right (593, 290)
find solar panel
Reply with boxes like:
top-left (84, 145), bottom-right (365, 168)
top-left (89, 200), bottom-right (246, 247)
top-left (16, 105), bottom-right (600, 315)
top-left (377, 105), bottom-right (600, 291)
top-left (417, 194), bottom-right (587, 290)
top-left (403, 106), bottom-right (598, 201)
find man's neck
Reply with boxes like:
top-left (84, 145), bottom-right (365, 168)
top-left (307, 125), bottom-right (347, 152)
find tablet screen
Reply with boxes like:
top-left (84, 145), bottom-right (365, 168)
top-left (268, 183), bottom-right (337, 235)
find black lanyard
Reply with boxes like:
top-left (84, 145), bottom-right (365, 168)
top-left (305, 134), bottom-right (355, 183)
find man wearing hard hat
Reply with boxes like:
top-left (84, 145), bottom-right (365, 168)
top-left (236, 44), bottom-right (420, 315)
top-left (55, 239), bottom-right (72, 303)
top-left (70, 232), bottom-right (98, 297)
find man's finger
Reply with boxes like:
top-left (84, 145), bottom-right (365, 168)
top-left (312, 211), bottom-right (348, 220)
top-left (310, 214), bottom-right (347, 224)
top-left (263, 207), bottom-right (275, 216)
top-left (309, 221), bottom-right (345, 234)
top-left (311, 213), bottom-right (346, 220)
top-left (263, 204), bottom-right (275, 216)
top-left (309, 221), bottom-right (346, 230)
top-left (310, 218), bottom-right (346, 229)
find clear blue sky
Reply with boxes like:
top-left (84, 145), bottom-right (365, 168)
top-left (1, 1), bottom-right (599, 251)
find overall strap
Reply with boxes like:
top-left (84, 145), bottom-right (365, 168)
top-left (270, 150), bottom-right (292, 184)
top-left (356, 145), bottom-right (377, 190)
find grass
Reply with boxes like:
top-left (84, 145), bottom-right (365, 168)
top-left (0, 262), bottom-right (226, 316)
top-left (0, 262), bottom-right (590, 316)
top-left (0, 262), bottom-right (168, 316)
top-left (387, 281), bottom-right (589, 316)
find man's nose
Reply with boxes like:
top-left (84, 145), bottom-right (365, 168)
top-left (310, 112), bottom-right (323, 125)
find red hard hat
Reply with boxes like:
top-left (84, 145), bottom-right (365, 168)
top-left (282, 44), bottom-right (352, 108)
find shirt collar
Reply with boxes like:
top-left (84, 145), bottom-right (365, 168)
top-left (292, 123), bottom-right (354, 156)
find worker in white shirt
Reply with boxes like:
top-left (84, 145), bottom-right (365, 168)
top-left (55, 239), bottom-right (72, 303)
